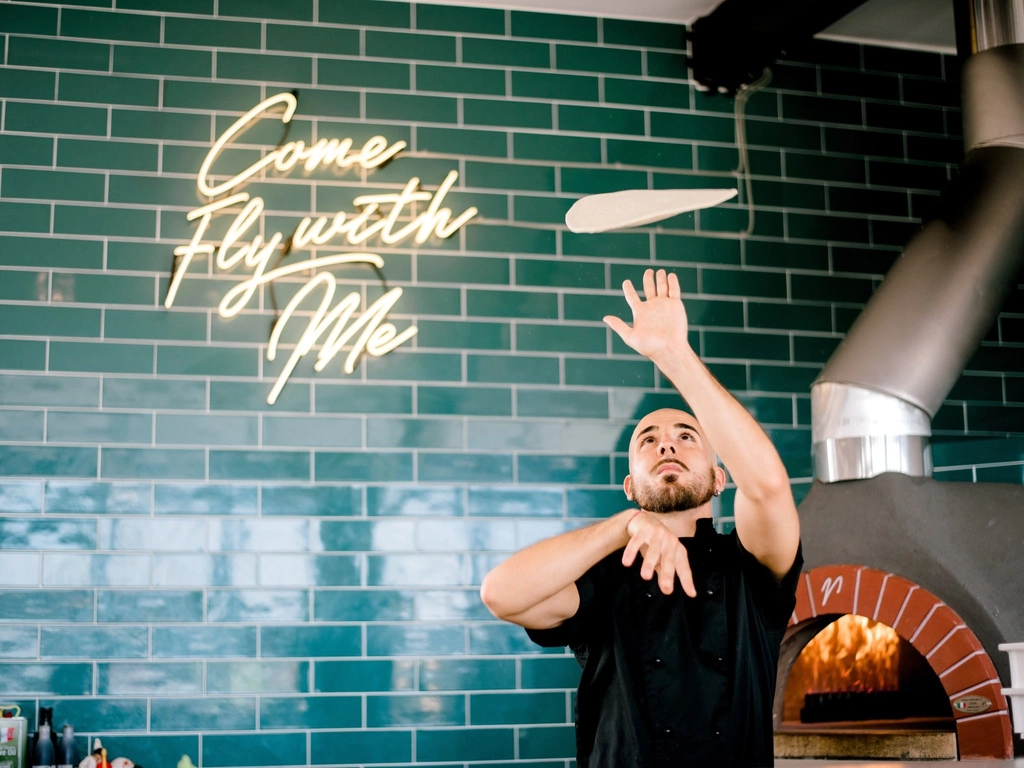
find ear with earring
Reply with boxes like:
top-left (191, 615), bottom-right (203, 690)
top-left (713, 489), bottom-right (721, 497)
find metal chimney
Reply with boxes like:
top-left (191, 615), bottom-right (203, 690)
top-left (810, 0), bottom-right (1024, 482)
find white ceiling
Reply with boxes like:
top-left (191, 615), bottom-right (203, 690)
top-left (412, 0), bottom-right (957, 53)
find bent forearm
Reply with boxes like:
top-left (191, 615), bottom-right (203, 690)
top-left (654, 345), bottom-right (790, 499)
top-left (480, 511), bottom-right (632, 619)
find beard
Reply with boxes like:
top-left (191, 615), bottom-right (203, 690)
top-left (631, 465), bottom-right (717, 513)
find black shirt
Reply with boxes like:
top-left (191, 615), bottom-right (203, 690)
top-left (526, 517), bottom-right (803, 768)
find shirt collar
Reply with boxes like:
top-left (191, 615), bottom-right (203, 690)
top-left (694, 516), bottom-right (717, 538)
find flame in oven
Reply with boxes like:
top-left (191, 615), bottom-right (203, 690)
top-left (798, 614), bottom-right (901, 693)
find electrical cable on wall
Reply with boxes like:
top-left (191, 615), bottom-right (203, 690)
top-left (733, 67), bottom-right (772, 236)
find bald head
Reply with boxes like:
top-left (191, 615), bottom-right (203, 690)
top-left (628, 408), bottom-right (715, 471)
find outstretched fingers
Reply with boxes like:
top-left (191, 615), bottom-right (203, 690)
top-left (642, 269), bottom-right (656, 300)
top-left (622, 279), bottom-right (641, 310)
top-left (655, 269), bottom-right (669, 297)
top-left (667, 271), bottom-right (681, 299)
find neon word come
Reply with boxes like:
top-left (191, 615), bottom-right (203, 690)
top-left (166, 92), bottom-right (478, 404)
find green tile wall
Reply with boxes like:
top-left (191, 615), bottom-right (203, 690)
top-left (0, 0), bottom-right (1016, 763)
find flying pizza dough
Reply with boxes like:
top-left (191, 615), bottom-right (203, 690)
top-left (565, 188), bottom-right (739, 234)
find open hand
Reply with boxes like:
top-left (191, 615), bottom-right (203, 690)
top-left (623, 510), bottom-right (697, 597)
top-left (604, 268), bottom-right (689, 362)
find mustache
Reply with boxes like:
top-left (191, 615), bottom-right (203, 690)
top-left (653, 458), bottom-right (688, 472)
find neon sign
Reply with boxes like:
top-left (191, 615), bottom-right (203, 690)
top-left (166, 92), bottom-right (478, 404)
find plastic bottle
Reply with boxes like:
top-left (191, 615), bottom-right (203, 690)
top-left (56, 726), bottom-right (73, 768)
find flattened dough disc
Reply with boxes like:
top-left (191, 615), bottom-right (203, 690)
top-left (565, 188), bottom-right (738, 233)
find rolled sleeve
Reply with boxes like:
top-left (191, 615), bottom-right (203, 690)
top-left (524, 553), bottom-right (613, 649)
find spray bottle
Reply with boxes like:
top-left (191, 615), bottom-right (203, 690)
top-left (0, 705), bottom-right (28, 768)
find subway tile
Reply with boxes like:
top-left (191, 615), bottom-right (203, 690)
top-left (518, 454), bottom-right (611, 485)
top-left (97, 517), bottom-right (203, 552)
top-left (98, 661), bottom-right (202, 694)
top-left (419, 453), bottom-right (513, 483)
top-left (318, 58), bottom-right (408, 89)
top-left (0, 201), bottom-right (51, 233)
top-left (46, 411), bottom-right (151, 444)
top-left (5, 102), bottom-right (107, 135)
top-left (0, 410), bottom-right (43, 442)
top-left (157, 345), bottom-right (258, 377)
top-left (516, 324), bottom-right (606, 354)
top-left (204, 733), bottom-right (306, 768)
top-left (418, 726), bottom-right (515, 762)
top-left (42, 553), bottom-right (148, 587)
top-left (420, 658), bottom-right (515, 690)
top-left (0, 663), bottom-right (92, 696)
top-left (49, 341), bottom-right (153, 375)
top-left (513, 133), bottom-right (600, 164)
top-left (100, 448), bottom-right (205, 480)
top-left (513, 70), bottom-right (597, 102)
top-left (463, 37), bottom-right (549, 67)
top-left (43, 698), bottom-right (147, 732)
top-left (152, 554), bottom-right (256, 587)
top-left (0, 304), bottom-right (101, 338)
top-left (60, 8), bottom-right (160, 41)
top-left (8, 35), bottom-right (110, 71)
top-left (519, 725), bottom-right (576, 759)
top-left (557, 43), bottom-right (640, 74)
top-left (367, 485), bottom-right (462, 517)
top-left (58, 73), bottom-right (159, 106)
top-left (220, 0), bottom-right (311, 20)
top-left (418, 385), bottom-right (512, 416)
top-left (260, 694), bottom-right (360, 729)
top-left (368, 693), bottom-right (465, 726)
top-left (315, 451), bottom-right (413, 482)
top-left (164, 16), bottom-right (260, 48)
top-left (260, 554), bottom-right (361, 587)
top-left (367, 623), bottom-right (465, 655)
top-left (467, 354), bottom-right (560, 384)
top-left (261, 625), bottom-right (361, 657)
top-left (113, 44), bottom-right (211, 77)
top-left (418, 64), bottom-right (505, 95)
top-left (416, 320), bottom-right (511, 351)
top-left (564, 358), bottom-right (654, 388)
top-left (208, 589), bottom-right (308, 622)
top-left (102, 378), bottom-right (206, 410)
top-left (417, 126), bottom-right (507, 158)
top-left (41, 626), bottom-right (147, 659)
top-left (366, 30), bottom-right (455, 61)
top-left (261, 486), bottom-right (360, 517)
top-left (364, 351), bottom-right (462, 382)
top-left (152, 626), bottom-right (256, 658)
top-left (213, 381), bottom-right (310, 413)
top-left (511, 9), bottom-right (595, 41)
top-left (863, 44), bottom-right (942, 78)
top-left (98, 590), bottom-right (203, 622)
top-left (315, 589), bottom-right (415, 622)
top-left (162, 79), bottom-right (262, 111)
top-left (0, 4), bottom-right (58, 34)
top-left (824, 126), bottom-right (904, 158)
top-left (471, 691), bottom-right (566, 724)
top-left (0, 589), bottom-right (92, 622)
top-left (464, 97), bottom-right (551, 129)
top-left (521, 656), bottom-right (583, 688)
top-left (418, 3), bottom-right (502, 33)
top-left (217, 51), bottom-right (312, 84)
top-left (468, 486), bottom-right (562, 517)
top-left (464, 160), bottom-right (554, 192)
top-left (207, 660), bottom-right (310, 693)
top-left (152, 483), bottom-right (255, 516)
top-left (0, 517), bottom-right (96, 551)
top-left (151, 697), bottom-right (255, 731)
top-left (368, 554), bottom-right (463, 586)
top-left (266, 23), bottom-right (358, 55)
top-left (209, 519), bottom-right (310, 552)
top-left (0, 446), bottom-right (97, 478)
top-left (0, 482), bottom-right (43, 513)
top-left (0, 67), bottom-right (55, 99)
top-left (310, 731), bottom-right (411, 765)
top-left (0, 553), bottom-right (39, 586)
top-left (516, 388), bottom-right (609, 418)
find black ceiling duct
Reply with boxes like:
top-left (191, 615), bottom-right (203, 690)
top-left (689, 0), bottom-right (870, 95)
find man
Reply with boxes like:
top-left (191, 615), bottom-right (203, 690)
top-left (480, 269), bottom-right (802, 768)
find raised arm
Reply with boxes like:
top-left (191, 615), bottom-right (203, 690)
top-left (604, 268), bottom-right (800, 580)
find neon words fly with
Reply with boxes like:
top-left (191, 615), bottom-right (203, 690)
top-left (166, 92), bottom-right (478, 405)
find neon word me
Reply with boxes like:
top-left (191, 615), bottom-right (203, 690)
top-left (165, 92), bottom-right (478, 404)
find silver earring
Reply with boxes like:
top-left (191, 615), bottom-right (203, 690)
top-left (713, 489), bottom-right (720, 497)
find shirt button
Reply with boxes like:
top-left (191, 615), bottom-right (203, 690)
top-left (716, 656), bottom-right (724, 663)
top-left (714, 730), bottom-right (722, 737)
top-left (706, 588), bottom-right (714, 596)
top-left (663, 728), bottom-right (673, 736)
top-left (645, 591), bottom-right (653, 598)
top-left (654, 657), bottom-right (663, 666)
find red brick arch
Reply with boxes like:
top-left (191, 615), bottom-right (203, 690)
top-left (788, 564), bottom-right (1013, 760)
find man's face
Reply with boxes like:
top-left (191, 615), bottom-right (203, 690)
top-left (625, 409), bottom-right (721, 513)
